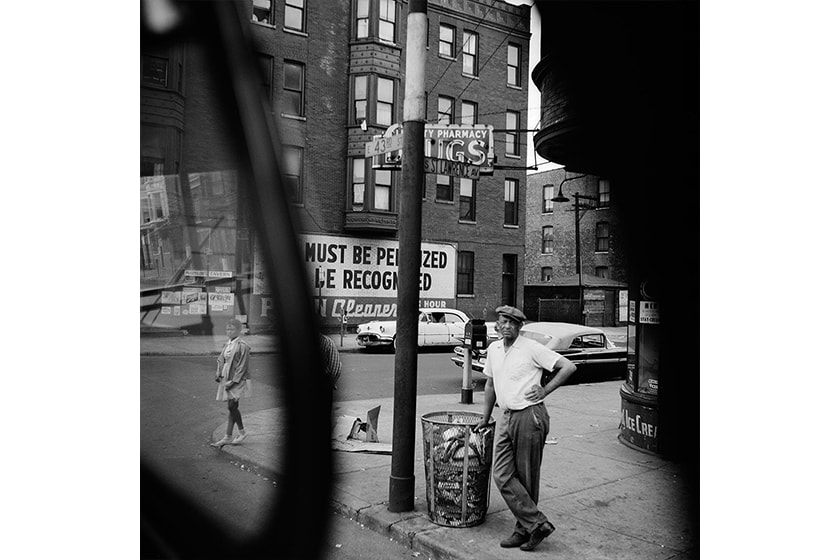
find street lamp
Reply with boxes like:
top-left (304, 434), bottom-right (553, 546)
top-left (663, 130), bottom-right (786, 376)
top-left (552, 176), bottom-right (599, 325)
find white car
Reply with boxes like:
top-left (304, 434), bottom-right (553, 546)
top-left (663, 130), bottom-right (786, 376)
top-left (356, 308), bottom-right (497, 351)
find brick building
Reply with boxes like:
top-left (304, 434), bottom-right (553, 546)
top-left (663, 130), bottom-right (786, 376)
top-left (140, 0), bottom-right (532, 333)
top-left (523, 167), bottom-right (628, 326)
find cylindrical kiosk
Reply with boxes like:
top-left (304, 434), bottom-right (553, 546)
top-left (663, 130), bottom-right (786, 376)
top-left (618, 286), bottom-right (660, 454)
top-left (421, 411), bottom-right (495, 527)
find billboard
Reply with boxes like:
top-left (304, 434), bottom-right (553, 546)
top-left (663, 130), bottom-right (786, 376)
top-left (300, 233), bottom-right (457, 324)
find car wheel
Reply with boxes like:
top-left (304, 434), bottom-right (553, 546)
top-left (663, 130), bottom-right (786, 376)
top-left (391, 338), bottom-right (397, 353)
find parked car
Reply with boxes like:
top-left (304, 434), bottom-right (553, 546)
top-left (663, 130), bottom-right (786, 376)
top-left (356, 308), bottom-right (497, 351)
top-left (451, 322), bottom-right (626, 381)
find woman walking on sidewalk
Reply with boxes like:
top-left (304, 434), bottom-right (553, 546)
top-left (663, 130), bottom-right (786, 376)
top-left (211, 319), bottom-right (252, 448)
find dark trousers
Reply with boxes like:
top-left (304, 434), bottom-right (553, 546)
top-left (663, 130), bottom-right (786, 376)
top-left (492, 403), bottom-right (550, 534)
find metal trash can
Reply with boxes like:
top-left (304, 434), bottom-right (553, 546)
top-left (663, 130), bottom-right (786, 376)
top-left (421, 411), bottom-right (495, 527)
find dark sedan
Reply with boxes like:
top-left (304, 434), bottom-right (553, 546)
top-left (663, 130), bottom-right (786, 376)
top-left (451, 322), bottom-right (627, 382)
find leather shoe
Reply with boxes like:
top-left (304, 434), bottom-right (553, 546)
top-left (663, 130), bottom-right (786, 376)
top-left (520, 521), bottom-right (555, 551)
top-left (499, 532), bottom-right (529, 548)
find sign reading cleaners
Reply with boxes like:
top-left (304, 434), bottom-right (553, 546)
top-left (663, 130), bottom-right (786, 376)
top-left (301, 233), bottom-right (457, 322)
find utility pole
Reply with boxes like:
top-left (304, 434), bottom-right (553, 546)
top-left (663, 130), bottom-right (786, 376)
top-left (389, 0), bottom-right (427, 514)
top-left (574, 193), bottom-right (583, 325)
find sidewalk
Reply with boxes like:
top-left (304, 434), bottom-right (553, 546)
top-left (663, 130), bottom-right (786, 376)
top-left (142, 330), bottom-right (697, 559)
top-left (212, 385), bottom-right (697, 560)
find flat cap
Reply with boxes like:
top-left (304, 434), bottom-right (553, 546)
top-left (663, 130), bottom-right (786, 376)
top-left (495, 305), bottom-right (526, 324)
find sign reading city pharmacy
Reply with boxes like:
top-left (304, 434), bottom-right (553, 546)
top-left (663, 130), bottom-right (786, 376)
top-left (367, 123), bottom-right (495, 177)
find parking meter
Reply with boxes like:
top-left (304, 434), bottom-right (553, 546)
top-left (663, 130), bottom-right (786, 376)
top-left (465, 319), bottom-right (487, 350)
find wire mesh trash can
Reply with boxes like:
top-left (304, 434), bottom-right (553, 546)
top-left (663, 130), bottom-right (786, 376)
top-left (421, 411), bottom-right (495, 527)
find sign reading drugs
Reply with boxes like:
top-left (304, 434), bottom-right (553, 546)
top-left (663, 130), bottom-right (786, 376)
top-left (301, 233), bottom-right (456, 301)
top-left (369, 123), bottom-right (494, 176)
top-left (424, 124), bottom-right (494, 173)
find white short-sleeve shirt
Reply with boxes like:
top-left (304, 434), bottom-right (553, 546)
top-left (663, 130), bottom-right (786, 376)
top-left (483, 335), bottom-right (561, 411)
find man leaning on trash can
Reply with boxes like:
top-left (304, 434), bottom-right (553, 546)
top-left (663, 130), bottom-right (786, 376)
top-left (475, 305), bottom-right (577, 552)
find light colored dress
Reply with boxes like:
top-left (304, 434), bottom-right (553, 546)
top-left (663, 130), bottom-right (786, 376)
top-left (215, 336), bottom-right (252, 401)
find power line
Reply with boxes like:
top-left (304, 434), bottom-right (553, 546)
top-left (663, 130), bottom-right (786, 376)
top-left (426, 0), bottom-right (499, 98)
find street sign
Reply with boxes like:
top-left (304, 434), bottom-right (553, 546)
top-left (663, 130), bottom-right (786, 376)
top-left (368, 123), bottom-right (494, 177)
top-left (365, 133), bottom-right (404, 157)
top-left (423, 157), bottom-right (480, 179)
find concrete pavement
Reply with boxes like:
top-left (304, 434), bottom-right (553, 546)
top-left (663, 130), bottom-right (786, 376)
top-left (141, 330), bottom-right (698, 559)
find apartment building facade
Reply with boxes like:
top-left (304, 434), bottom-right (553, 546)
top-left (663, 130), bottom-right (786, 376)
top-left (140, 0), bottom-right (531, 333)
top-left (523, 168), bottom-right (628, 326)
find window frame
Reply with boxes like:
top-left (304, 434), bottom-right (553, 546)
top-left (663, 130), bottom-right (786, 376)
top-left (541, 267), bottom-right (552, 282)
top-left (373, 168), bottom-right (393, 211)
top-left (252, 0), bottom-right (275, 25)
top-left (283, 0), bottom-right (305, 32)
top-left (461, 100), bottom-right (477, 125)
top-left (541, 225), bottom-right (554, 254)
top-left (457, 251), bottom-right (475, 295)
top-left (351, 157), bottom-right (366, 211)
top-left (505, 111), bottom-right (521, 157)
top-left (598, 178), bottom-right (611, 208)
top-left (439, 23), bottom-right (456, 58)
top-left (378, 0), bottom-right (396, 42)
top-left (542, 184), bottom-right (553, 213)
top-left (596, 221), bottom-right (610, 252)
top-left (257, 53), bottom-right (274, 105)
top-left (507, 43), bottom-right (521, 87)
top-left (462, 30), bottom-right (478, 76)
top-left (356, 0), bottom-right (370, 38)
top-left (436, 175), bottom-right (453, 202)
top-left (141, 54), bottom-right (169, 88)
top-left (375, 75), bottom-right (395, 126)
top-left (437, 95), bottom-right (454, 124)
top-left (281, 145), bottom-right (304, 204)
top-left (504, 178), bottom-right (519, 226)
top-left (281, 60), bottom-right (305, 117)
top-left (458, 178), bottom-right (476, 222)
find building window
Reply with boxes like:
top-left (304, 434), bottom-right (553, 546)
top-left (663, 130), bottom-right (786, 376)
top-left (353, 74), bottom-right (395, 126)
top-left (141, 54), bottom-right (168, 87)
top-left (502, 254), bottom-right (517, 306)
top-left (282, 145), bottom-right (303, 204)
top-left (140, 180), bottom-right (170, 224)
top-left (598, 178), bottom-right (611, 207)
top-left (253, 0), bottom-right (274, 24)
top-left (439, 24), bottom-right (455, 57)
top-left (463, 31), bottom-right (478, 76)
top-left (542, 185), bottom-right (553, 213)
top-left (257, 54), bottom-right (273, 103)
top-left (374, 169), bottom-right (392, 210)
top-left (461, 100), bottom-right (477, 125)
top-left (541, 226), bottom-right (553, 254)
top-left (284, 0), bottom-right (304, 31)
top-left (505, 111), bottom-right (520, 156)
top-left (352, 158), bottom-right (366, 210)
top-left (541, 267), bottom-right (552, 282)
top-left (507, 43), bottom-right (521, 87)
top-left (459, 178), bottom-right (475, 222)
top-left (437, 95), bottom-right (453, 124)
top-left (504, 178), bottom-right (519, 226)
top-left (595, 266), bottom-right (608, 278)
top-left (353, 75), bottom-right (367, 123)
top-left (596, 222), bottom-right (610, 251)
top-left (376, 76), bottom-right (395, 125)
top-left (379, 0), bottom-right (396, 42)
top-left (281, 60), bottom-right (304, 116)
top-left (436, 175), bottom-right (453, 201)
top-left (457, 251), bottom-right (474, 295)
top-left (356, 0), bottom-right (369, 37)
